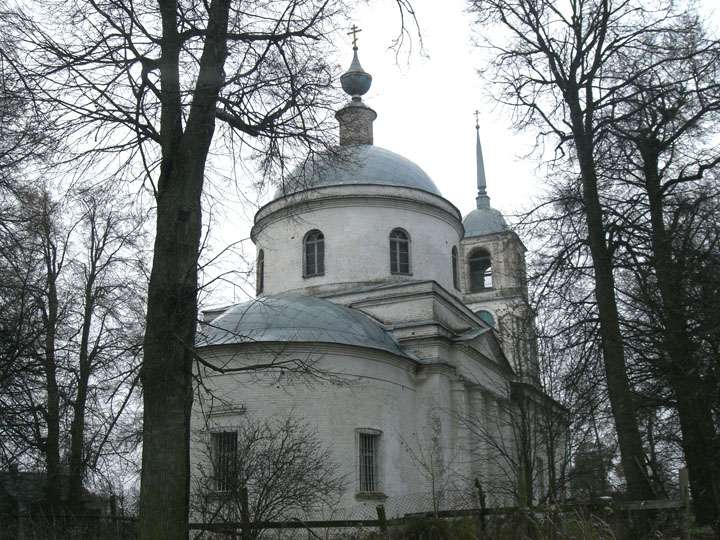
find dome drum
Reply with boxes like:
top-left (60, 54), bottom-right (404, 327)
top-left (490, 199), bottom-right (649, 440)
top-left (252, 197), bottom-right (462, 296)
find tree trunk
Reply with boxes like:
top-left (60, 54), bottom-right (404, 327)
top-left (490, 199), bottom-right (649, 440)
top-left (68, 271), bottom-right (96, 505)
top-left (44, 318), bottom-right (61, 507)
top-left (641, 143), bottom-right (720, 525)
top-left (41, 204), bottom-right (62, 509)
top-left (138, 168), bottom-right (201, 539)
top-left (569, 104), bottom-right (654, 500)
top-left (138, 0), bottom-right (230, 537)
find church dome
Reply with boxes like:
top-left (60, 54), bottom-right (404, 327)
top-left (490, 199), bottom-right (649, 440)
top-left (197, 294), bottom-right (408, 358)
top-left (274, 145), bottom-right (441, 199)
top-left (463, 207), bottom-right (508, 237)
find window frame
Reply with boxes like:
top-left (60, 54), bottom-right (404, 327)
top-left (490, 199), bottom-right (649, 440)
top-left (468, 248), bottom-right (493, 292)
top-left (356, 428), bottom-right (382, 494)
top-left (389, 228), bottom-right (411, 275)
top-left (303, 229), bottom-right (325, 278)
top-left (451, 246), bottom-right (459, 290)
top-left (256, 249), bottom-right (265, 295)
top-left (210, 430), bottom-right (238, 493)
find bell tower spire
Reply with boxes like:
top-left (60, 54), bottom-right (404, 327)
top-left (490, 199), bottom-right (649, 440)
top-left (475, 111), bottom-right (491, 209)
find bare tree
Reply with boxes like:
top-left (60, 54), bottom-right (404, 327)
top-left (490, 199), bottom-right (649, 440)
top-left (457, 388), bottom-right (567, 509)
top-left (467, 0), bottom-right (720, 502)
top-left (0, 8), bottom-right (53, 194)
top-left (0, 185), bottom-right (145, 511)
top-left (604, 20), bottom-right (720, 524)
top-left (65, 190), bottom-right (146, 505)
top-left (508, 6), bottom-right (720, 522)
top-left (400, 413), bottom-right (472, 516)
top-left (190, 413), bottom-right (345, 539)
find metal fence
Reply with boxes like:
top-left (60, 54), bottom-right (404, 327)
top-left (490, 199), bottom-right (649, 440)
top-left (188, 498), bottom-right (692, 540)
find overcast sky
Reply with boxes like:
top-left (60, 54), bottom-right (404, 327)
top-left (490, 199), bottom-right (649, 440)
top-left (348, 0), bottom-right (537, 220)
top-left (204, 0), bottom-right (719, 306)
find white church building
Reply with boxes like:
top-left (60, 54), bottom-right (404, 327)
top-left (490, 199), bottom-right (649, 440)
top-left (192, 44), bottom-right (564, 520)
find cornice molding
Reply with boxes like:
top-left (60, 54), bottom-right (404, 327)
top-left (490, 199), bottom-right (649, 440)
top-left (252, 186), bottom-right (464, 241)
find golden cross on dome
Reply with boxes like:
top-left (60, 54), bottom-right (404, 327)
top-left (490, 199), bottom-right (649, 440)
top-left (348, 24), bottom-right (362, 48)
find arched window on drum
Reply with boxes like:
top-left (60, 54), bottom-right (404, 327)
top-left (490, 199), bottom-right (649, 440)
top-left (451, 246), bottom-right (459, 290)
top-left (468, 248), bottom-right (492, 291)
top-left (389, 228), bottom-right (411, 275)
top-left (256, 249), bottom-right (265, 295)
top-left (303, 230), bottom-right (325, 277)
top-left (477, 309), bottom-right (495, 327)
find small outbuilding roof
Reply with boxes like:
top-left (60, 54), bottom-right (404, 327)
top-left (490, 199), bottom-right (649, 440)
top-left (274, 145), bottom-right (442, 199)
top-left (197, 294), bottom-right (409, 358)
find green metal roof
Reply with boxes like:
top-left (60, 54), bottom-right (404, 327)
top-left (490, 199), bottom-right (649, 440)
top-left (197, 294), bottom-right (409, 358)
top-left (274, 145), bottom-right (442, 199)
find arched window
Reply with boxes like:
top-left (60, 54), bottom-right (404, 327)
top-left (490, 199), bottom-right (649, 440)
top-left (451, 246), bottom-right (459, 290)
top-left (303, 230), bottom-right (325, 277)
top-left (256, 249), bottom-right (265, 295)
top-left (389, 228), bottom-right (410, 275)
top-left (477, 309), bottom-right (495, 327)
top-left (469, 248), bottom-right (492, 291)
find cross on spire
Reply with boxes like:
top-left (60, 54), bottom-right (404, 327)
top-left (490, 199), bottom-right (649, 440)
top-left (348, 24), bottom-right (362, 49)
top-left (474, 109), bottom-right (480, 129)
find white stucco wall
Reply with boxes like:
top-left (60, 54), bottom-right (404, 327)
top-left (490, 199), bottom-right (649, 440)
top-left (191, 344), bottom-right (432, 516)
top-left (189, 338), bottom-right (523, 517)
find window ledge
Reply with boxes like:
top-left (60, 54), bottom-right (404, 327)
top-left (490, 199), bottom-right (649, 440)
top-left (205, 490), bottom-right (234, 501)
top-left (303, 273), bottom-right (325, 279)
top-left (355, 491), bottom-right (388, 501)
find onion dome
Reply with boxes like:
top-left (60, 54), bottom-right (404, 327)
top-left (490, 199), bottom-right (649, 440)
top-left (335, 39), bottom-right (377, 146)
top-left (340, 47), bottom-right (372, 98)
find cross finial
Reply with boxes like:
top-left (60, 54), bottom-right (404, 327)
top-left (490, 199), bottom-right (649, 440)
top-left (348, 24), bottom-right (362, 49)
top-left (474, 109), bottom-right (480, 130)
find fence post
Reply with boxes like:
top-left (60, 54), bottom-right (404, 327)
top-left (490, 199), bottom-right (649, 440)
top-left (679, 467), bottom-right (690, 540)
top-left (240, 486), bottom-right (250, 540)
top-left (376, 504), bottom-right (389, 540)
top-left (475, 478), bottom-right (487, 536)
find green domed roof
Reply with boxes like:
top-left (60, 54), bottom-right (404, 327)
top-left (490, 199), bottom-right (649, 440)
top-left (463, 207), bottom-right (508, 237)
top-left (197, 294), bottom-right (408, 358)
top-left (274, 145), bottom-right (442, 199)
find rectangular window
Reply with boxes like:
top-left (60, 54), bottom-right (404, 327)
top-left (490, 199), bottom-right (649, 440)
top-left (211, 431), bottom-right (238, 492)
top-left (536, 457), bottom-right (546, 501)
top-left (390, 241), bottom-right (410, 274)
top-left (397, 243), bottom-right (409, 274)
top-left (305, 247), bottom-right (316, 276)
top-left (358, 432), bottom-right (379, 492)
top-left (317, 242), bottom-right (325, 274)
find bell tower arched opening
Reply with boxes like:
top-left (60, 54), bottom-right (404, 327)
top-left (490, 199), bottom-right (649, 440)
top-left (468, 248), bottom-right (492, 291)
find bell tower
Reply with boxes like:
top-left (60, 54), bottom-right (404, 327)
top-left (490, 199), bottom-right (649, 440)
top-left (459, 117), bottom-right (539, 384)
